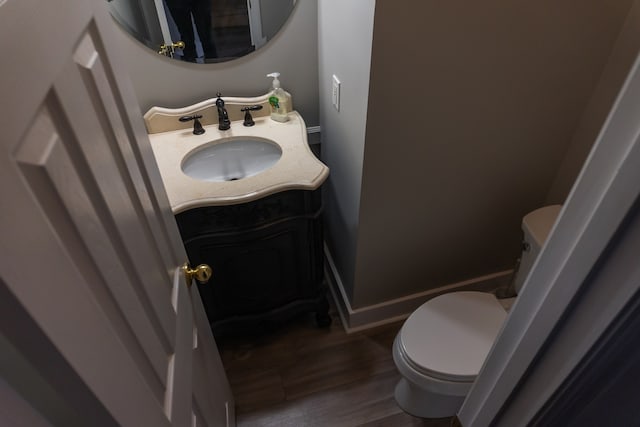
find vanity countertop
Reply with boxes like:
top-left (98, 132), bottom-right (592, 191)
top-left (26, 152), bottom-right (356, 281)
top-left (148, 111), bottom-right (329, 213)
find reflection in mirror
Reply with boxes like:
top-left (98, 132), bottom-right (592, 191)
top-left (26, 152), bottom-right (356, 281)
top-left (108, 0), bottom-right (296, 64)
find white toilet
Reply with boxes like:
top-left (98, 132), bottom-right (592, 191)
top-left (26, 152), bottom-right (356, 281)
top-left (392, 205), bottom-right (562, 418)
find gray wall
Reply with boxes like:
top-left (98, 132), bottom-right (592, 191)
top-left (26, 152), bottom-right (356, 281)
top-left (115, 0), bottom-right (639, 311)
top-left (547, 0), bottom-right (640, 203)
top-left (349, 0), bottom-right (634, 308)
top-left (318, 1), bottom-right (376, 301)
top-left (112, 0), bottom-right (320, 125)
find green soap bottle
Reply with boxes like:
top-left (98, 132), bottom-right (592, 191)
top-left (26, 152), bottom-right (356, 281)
top-left (267, 72), bottom-right (292, 122)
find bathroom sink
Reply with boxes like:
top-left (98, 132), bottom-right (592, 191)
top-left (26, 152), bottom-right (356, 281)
top-left (148, 109), bottom-right (329, 211)
top-left (181, 137), bottom-right (282, 182)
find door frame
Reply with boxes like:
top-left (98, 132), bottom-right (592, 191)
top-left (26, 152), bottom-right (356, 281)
top-left (459, 52), bottom-right (640, 425)
top-left (247, 0), bottom-right (267, 49)
top-left (153, 0), bottom-right (174, 46)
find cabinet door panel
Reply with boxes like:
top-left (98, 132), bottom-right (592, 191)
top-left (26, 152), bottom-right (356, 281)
top-left (189, 219), bottom-right (314, 317)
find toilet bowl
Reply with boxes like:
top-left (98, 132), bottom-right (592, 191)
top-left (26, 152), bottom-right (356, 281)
top-left (393, 205), bottom-right (562, 418)
top-left (393, 291), bottom-right (507, 418)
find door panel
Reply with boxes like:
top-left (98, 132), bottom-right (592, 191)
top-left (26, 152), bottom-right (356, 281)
top-left (14, 104), bottom-right (169, 401)
top-left (166, 269), bottom-right (194, 426)
top-left (54, 34), bottom-right (178, 349)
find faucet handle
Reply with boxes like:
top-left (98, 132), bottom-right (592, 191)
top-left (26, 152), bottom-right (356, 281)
top-left (241, 105), bottom-right (263, 127)
top-left (179, 115), bottom-right (205, 135)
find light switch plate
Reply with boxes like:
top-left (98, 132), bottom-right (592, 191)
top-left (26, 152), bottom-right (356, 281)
top-left (332, 75), bottom-right (341, 111)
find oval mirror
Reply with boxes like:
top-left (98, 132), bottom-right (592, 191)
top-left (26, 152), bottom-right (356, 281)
top-left (107, 0), bottom-right (296, 63)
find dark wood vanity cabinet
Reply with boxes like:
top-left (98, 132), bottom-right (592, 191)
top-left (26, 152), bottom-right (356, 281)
top-left (176, 189), bottom-right (331, 337)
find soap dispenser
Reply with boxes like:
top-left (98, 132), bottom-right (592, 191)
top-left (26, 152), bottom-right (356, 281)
top-left (267, 72), bottom-right (292, 122)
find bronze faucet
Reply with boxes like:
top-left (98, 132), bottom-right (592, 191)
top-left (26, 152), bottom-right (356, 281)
top-left (216, 93), bottom-right (231, 130)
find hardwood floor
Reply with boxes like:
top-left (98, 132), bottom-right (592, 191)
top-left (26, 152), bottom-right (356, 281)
top-left (219, 302), bottom-right (453, 427)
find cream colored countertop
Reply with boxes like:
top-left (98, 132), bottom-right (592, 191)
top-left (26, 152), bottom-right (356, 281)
top-left (149, 111), bottom-right (329, 213)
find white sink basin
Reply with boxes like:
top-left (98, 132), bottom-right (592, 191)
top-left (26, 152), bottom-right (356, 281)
top-left (181, 137), bottom-right (282, 182)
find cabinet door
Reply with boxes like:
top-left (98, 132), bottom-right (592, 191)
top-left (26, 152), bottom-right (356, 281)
top-left (188, 217), bottom-right (316, 319)
top-left (177, 190), bottom-right (328, 336)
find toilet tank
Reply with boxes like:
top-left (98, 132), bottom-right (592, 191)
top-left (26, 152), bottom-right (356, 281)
top-left (513, 205), bottom-right (562, 293)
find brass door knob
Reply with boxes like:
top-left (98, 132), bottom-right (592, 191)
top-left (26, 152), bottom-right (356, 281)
top-left (182, 262), bottom-right (212, 284)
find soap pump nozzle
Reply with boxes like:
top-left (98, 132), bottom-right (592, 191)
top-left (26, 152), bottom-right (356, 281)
top-left (267, 72), bottom-right (281, 89)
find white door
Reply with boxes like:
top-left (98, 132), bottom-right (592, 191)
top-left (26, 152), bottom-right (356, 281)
top-left (0, 0), bottom-right (234, 426)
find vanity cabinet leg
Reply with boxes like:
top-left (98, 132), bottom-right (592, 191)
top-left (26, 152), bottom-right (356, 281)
top-left (315, 295), bottom-right (332, 328)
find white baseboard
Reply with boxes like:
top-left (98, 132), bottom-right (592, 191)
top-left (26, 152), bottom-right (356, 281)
top-left (324, 243), bottom-right (513, 333)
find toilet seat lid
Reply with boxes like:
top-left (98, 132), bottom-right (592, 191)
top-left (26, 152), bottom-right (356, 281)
top-left (400, 292), bottom-right (507, 382)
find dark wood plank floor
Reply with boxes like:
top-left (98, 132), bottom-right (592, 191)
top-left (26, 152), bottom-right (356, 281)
top-left (219, 303), bottom-right (453, 427)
